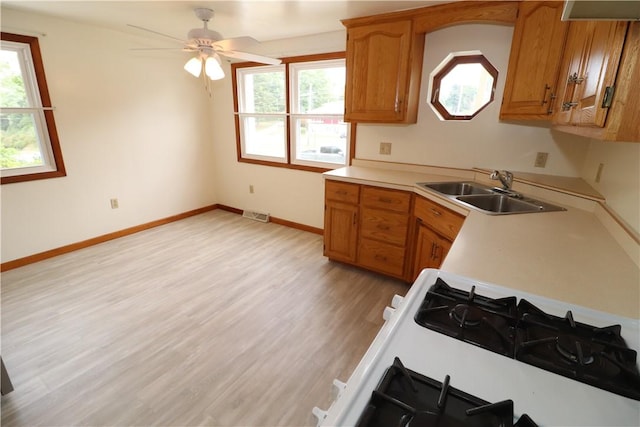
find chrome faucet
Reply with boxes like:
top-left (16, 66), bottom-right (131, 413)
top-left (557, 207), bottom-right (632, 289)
top-left (490, 170), bottom-right (514, 190)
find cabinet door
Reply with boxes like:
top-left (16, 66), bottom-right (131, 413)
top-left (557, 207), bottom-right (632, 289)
top-left (345, 20), bottom-right (414, 122)
top-left (573, 21), bottom-right (627, 127)
top-left (324, 201), bottom-right (358, 263)
top-left (554, 21), bottom-right (627, 128)
top-left (500, 1), bottom-right (568, 120)
top-left (553, 22), bottom-right (588, 126)
top-left (412, 223), bottom-right (452, 280)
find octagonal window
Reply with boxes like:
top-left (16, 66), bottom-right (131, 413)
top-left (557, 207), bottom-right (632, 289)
top-left (430, 54), bottom-right (498, 120)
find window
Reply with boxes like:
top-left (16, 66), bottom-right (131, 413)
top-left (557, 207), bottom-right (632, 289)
top-left (429, 53), bottom-right (498, 120)
top-left (233, 52), bottom-right (348, 171)
top-left (1, 32), bottom-right (65, 184)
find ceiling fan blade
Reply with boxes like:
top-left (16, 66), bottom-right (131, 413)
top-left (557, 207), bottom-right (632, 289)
top-left (129, 48), bottom-right (187, 51)
top-left (219, 50), bottom-right (282, 65)
top-left (213, 36), bottom-right (259, 52)
top-left (127, 24), bottom-right (185, 44)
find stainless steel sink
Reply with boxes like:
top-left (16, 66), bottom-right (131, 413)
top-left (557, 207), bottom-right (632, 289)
top-left (418, 181), bottom-right (494, 196)
top-left (456, 194), bottom-right (542, 213)
top-left (417, 181), bottom-right (566, 215)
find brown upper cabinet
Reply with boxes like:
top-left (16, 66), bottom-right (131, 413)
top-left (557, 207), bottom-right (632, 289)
top-left (343, 20), bottom-right (424, 123)
top-left (553, 21), bottom-right (639, 142)
top-left (500, 2), bottom-right (569, 120)
top-left (341, 1), bottom-right (518, 124)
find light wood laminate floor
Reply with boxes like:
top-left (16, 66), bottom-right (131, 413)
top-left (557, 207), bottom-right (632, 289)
top-left (1, 210), bottom-right (408, 426)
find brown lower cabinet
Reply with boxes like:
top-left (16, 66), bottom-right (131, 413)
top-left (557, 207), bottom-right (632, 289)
top-left (323, 180), bottom-right (465, 282)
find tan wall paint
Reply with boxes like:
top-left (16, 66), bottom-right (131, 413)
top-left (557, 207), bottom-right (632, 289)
top-left (2, 10), bottom-right (637, 262)
top-left (208, 32), bottom-right (346, 230)
top-left (356, 24), bottom-right (590, 176)
top-left (1, 9), bottom-right (217, 262)
top-left (581, 141), bottom-right (640, 233)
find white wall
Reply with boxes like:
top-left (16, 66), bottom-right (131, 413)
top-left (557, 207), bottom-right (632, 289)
top-left (581, 140), bottom-right (640, 233)
top-left (0, 9), bottom-right (217, 263)
top-left (356, 24), bottom-right (590, 176)
top-left (209, 32), bottom-right (346, 229)
top-left (3, 10), bottom-right (637, 262)
top-left (211, 25), bottom-right (594, 230)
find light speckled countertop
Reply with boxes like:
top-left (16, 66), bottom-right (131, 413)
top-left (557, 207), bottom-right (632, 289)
top-left (324, 165), bottom-right (640, 319)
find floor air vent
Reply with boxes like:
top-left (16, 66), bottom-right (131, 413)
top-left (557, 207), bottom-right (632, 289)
top-left (242, 210), bottom-right (270, 223)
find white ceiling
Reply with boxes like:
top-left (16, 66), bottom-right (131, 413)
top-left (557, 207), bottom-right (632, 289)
top-left (2, 1), bottom-right (448, 44)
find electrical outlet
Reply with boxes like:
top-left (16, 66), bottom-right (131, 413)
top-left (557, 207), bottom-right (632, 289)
top-left (534, 152), bottom-right (548, 168)
top-left (249, 185), bottom-right (254, 194)
top-left (379, 142), bottom-right (392, 155)
top-left (595, 163), bottom-right (604, 183)
top-left (110, 198), bottom-right (119, 209)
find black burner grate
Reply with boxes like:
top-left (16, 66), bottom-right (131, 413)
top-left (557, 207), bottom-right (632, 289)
top-left (516, 299), bottom-right (640, 401)
top-left (414, 279), bottom-right (640, 401)
top-left (414, 278), bottom-right (518, 357)
top-left (355, 357), bottom-right (537, 427)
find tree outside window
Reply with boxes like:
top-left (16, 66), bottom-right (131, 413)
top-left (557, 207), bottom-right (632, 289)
top-left (233, 52), bottom-right (348, 171)
top-left (1, 32), bottom-right (65, 184)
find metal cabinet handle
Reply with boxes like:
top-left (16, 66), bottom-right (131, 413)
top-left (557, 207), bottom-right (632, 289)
top-left (430, 242), bottom-right (437, 260)
top-left (568, 72), bottom-right (585, 84)
top-left (541, 84), bottom-right (551, 105)
top-left (430, 208), bottom-right (442, 217)
top-left (379, 197), bottom-right (393, 204)
top-left (562, 102), bottom-right (578, 111)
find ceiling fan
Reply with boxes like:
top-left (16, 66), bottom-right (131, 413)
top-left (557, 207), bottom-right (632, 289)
top-left (130, 8), bottom-right (281, 83)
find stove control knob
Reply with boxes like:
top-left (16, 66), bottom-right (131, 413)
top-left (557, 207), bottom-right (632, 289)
top-left (332, 379), bottom-right (346, 399)
top-left (383, 306), bottom-right (395, 321)
top-left (391, 294), bottom-right (404, 309)
top-left (311, 406), bottom-right (327, 425)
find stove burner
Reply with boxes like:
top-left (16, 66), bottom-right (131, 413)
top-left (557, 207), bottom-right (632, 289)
top-left (415, 279), bottom-right (640, 401)
top-left (450, 304), bottom-right (483, 327)
top-left (555, 336), bottom-right (595, 366)
top-left (414, 278), bottom-right (517, 357)
top-left (355, 358), bottom-right (538, 427)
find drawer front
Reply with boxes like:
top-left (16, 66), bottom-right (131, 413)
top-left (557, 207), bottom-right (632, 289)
top-left (360, 208), bottom-right (409, 246)
top-left (414, 196), bottom-right (465, 241)
top-left (325, 180), bottom-right (360, 204)
top-left (358, 238), bottom-right (406, 277)
top-left (361, 186), bottom-right (411, 212)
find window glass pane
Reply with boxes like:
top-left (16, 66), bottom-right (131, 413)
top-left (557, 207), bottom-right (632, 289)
top-left (0, 49), bottom-right (29, 108)
top-left (241, 116), bottom-right (286, 158)
top-left (296, 66), bottom-right (345, 114)
top-left (241, 70), bottom-right (285, 114)
top-left (294, 117), bottom-right (347, 165)
top-left (1, 112), bottom-right (45, 169)
top-left (438, 63), bottom-right (494, 116)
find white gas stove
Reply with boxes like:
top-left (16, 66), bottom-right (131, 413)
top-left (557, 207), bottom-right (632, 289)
top-left (313, 269), bottom-right (640, 426)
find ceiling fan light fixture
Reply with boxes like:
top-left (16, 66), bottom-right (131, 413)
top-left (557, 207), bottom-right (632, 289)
top-left (184, 57), bottom-right (202, 77)
top-left (205, 55), bottom-right (225, 80)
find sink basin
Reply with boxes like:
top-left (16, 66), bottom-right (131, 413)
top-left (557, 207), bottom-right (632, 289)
top-left (456, 194), bottom-right (542, 214)
top-left (417, 181), bottom-right (494, 196)
top-left (417, 180), bottom-right (567, 215)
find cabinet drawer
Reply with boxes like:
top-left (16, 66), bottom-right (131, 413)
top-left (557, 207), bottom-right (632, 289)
top-left (325, 180), bottom-right (360, 204)
top-left (414, 196), bottom-right (465, 241)
top-left (362, 186), bottom-right (411, 212)
top-left (358, 238), bottom-right (406, 277)
top-left (360, 208), bottom-right (409, 246)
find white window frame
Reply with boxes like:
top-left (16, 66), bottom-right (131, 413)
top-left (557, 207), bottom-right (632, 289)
top-left (233, 53), bottom-right (349, 172)
top-left (289, 59), bottom-right (349, 169)
top-left (236, 64), bottom-right (288, 164)
top-left (1, 35), bottom-right (64, 183)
